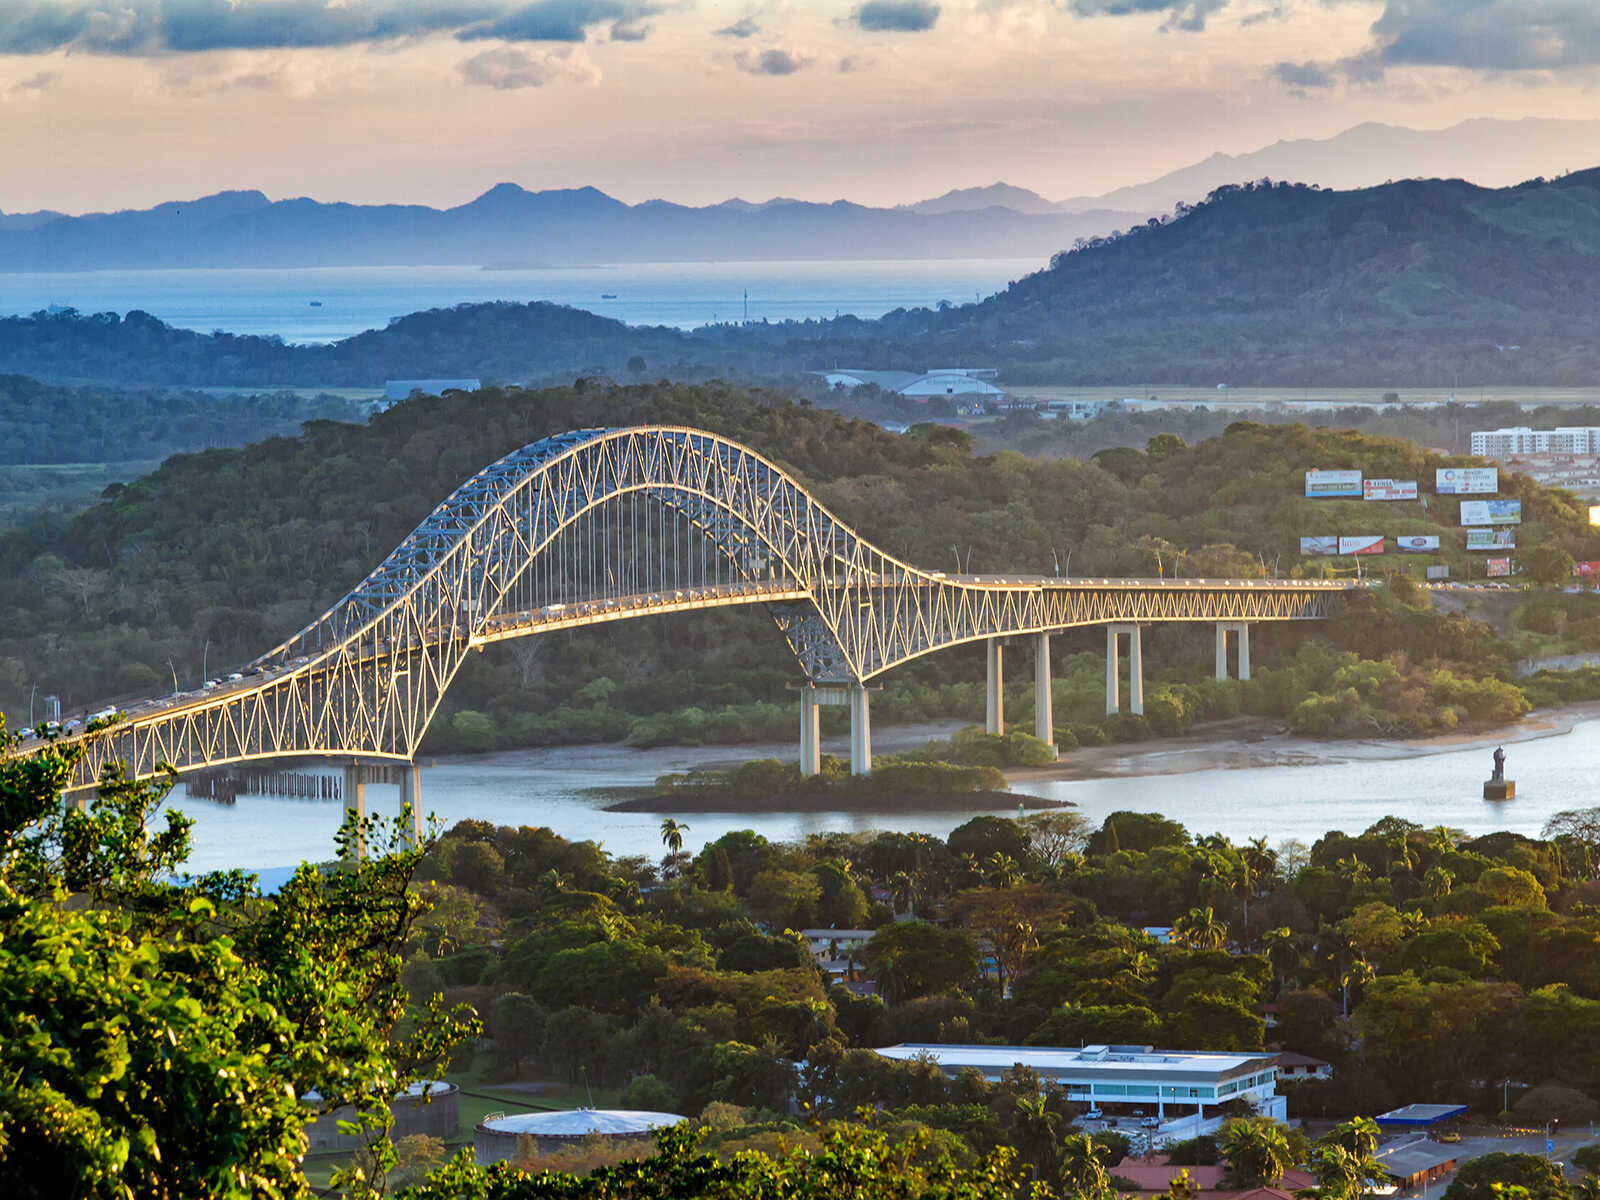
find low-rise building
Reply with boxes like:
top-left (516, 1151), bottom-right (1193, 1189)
top-left (1471, 426), bottom-right (1600, 458)
top-left (1375, 1141), bottom-right (1460, 1189)
top-left (874, 1043), bottom-right (1285, 1128)
top-left (1275, 1051), bottom-right (1333, 1081)
top-left (816, 368), bottom-right (1004, 402)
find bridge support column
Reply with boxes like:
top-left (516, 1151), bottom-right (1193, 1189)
top-left (849, 685), bottom-right (872, 776)
top-left (1215, 622), bottom-right (1252, 681)
top-left (400, 764), bottom-right (424, 847)
top-left (986, 638), bottom-right (1004, 735)
top-left (1105, 623), bottom-right (1144, 716)
top-left (342, 763), bottom-right (367, 862)
top-left (1034, 633), bottom-right (1055, 754)
top-left (1105, 627), bottom-right (1120, 715)
top-left (799, 687), bottom-right (821, 778)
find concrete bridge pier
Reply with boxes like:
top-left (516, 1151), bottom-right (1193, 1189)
top-left (797, 684), bottom-right (872, 776)
top-left (400, 764), bottom-right (424, 847)
top-left (1034, 632), bottom-right (1055, 754)
top-left (1215, 622), bottom-right (1252, 681)
top-left (343, 763), bottom-right (368, 861)
top-left (1105, 623), bottom-right (1144, 716)
top-left (849, 685), bottom-right (872, 776)
top-left (986, 637), bottom-right (1004, 735)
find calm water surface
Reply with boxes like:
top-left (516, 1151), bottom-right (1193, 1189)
top-left (164, 719), bottom-right (1600, 877)
top-left (4, 260), bottom-right (1039, 343)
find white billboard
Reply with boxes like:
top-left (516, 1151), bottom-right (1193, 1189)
top-left (1427, 565), bottom-right (1451, 580)
top-left (1364, 479), bottom-right (1419, 501)
top-left (1461, 499), bottom-right (1521, 526)
top-left (1466, 528), bottom-right (1515, 550)
top-left (1339, 535), bottom-right (1386, 556)
top-left (1306, 469), bottom-right (1363, 498)
top-left (1299, 536), bottom-right (1339, 555)
top-left (1436, 467), bottom-right (1498, 495)
top-left (1395, 535), bottom-right (1441, 553)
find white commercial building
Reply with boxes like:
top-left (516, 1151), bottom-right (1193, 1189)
top-left (874, 1043), bottom-right (1284, 1129)
top-left (1471, 426), bottom-right (1600, 458)
top-left (816, 367), bottom-right (1004, 401)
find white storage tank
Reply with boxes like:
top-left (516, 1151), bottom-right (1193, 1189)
top-left (305, 1080), bottom-right (460, 1152)
top-left (473, 1108), bottom-right (686, 1165)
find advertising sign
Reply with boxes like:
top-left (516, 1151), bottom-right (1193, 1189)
top-left (1590, 505), bottom-right (1600, 527)
top-left (1306, 469), bottom-right (1363, 498)
top-left (1427, 565), bottom-right (1451, 580)
top-left (1299, 536), bottom-right (1339, 555)
top-left (1576, 562), bottom-right (1600, 577)
top-left (1460, 499), bottom-right (1521, 526)
top-left (1486, 557), bottom-right (1513, 577)
top-left (1466, 528), bottom-right (1515, 550)
top-left (1338, 535), bottom-right (1386, 556)
top-left (1364, 479), bottom-right (1419, 501)
top-left (1436, 467), bottom-right (1499, 495)
top-left (1395, 534), bottom-right (1441, 553)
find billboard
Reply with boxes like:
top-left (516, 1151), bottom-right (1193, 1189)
top-left (1486, 557), bottom-right (1513, 577)
top-left (1364, 479), bottom-right (1419, 501)
top-left (1437, 467), bottom-right (1499, 495)
top-left (1460, 499), bottom-right (1521, 526)
top-left (1590, 505), bottom-right (1600, 527)
top-left (1576, 561), bottom-right (1600, 577)
top-left (1395, 534), bottom-right (1441, 553)
top-left (1339, 535), bottom-right (1386, 556)
top-left (1306, 469), bottom-right (1363, 498)
top-left (1299, 536), bottom-right (1339, 555)
top-left (1427, 565), bottom-right (1451, 580)
top-left (1466, 528), bottom-right (1515, 550)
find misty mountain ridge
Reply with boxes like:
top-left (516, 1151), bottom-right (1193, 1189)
top-left (0, 182), bottom-right (1146, 272)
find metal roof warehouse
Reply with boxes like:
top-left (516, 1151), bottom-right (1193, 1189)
top-left (874, 1044), bottom-right (1282, 1118)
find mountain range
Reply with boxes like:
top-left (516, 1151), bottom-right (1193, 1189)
top-left (5, 117), bottom-right (1597, 273)
top-left (7, 166), bottom-right (1600, 387)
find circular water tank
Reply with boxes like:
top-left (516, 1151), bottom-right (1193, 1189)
top-left (304, 1080), bottom-right (460, 1152)
top-left (473, 1108), bottom-right (686, 1165)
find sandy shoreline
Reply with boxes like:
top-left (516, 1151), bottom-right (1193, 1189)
top-left (1005, 701), bottom-right (1600, 788)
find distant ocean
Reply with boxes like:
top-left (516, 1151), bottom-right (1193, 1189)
top-left (0, 259), bottom-right (1041, 345)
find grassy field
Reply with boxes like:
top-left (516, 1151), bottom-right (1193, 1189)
top-left (0, 460), bottom-right (164, 521)
top-left (1007, 385), bottom-right (1600, 408)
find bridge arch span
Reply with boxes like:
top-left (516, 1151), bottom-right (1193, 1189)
top-left (40, 426), bottom-right (1353, 791)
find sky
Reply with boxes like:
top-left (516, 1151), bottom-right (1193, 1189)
top-left (3, 0), bottom-right (1600, 214)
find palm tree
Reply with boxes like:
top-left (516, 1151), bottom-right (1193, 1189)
top-left (1339, 958), bottom-right (1374, 1018)
top-left (1059, 1133), bottom-right (1113, 1200)
top-left (1010, 1094), bottom-right (1062, 1178)
top-left (1261, 926), bottom-right (1300, 996)
top-left (659, 817), bottom-right (688, 855)
top-left (1174, 905), bottom-right (1228, 952)
top-left (1219, 1116), bottom-right (1294, 1188)
top-left (986, 851), bottom-right (1022, 889)
top-left (1422, 864), bottom-right (1454, 901)
top-left (889, 870), bottom-right (917, 916)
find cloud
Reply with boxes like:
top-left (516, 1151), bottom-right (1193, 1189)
top-left (0, 1), bottom-right (664, 56)
top-left (854, 1), bottom-right (941, 33)
top-left (1270, 58), bottom-right (1336, 96)
top-left (1370, 0), bottom-right (1600, 72)
top-left (716, 16), bottom-right (762, 38)
top-left (1066, 0), bottom-right (1228, 33)
top-left (457, 44), bottom-right (601, 87)
top-left (1268, 0), bottom-right (1600, 92)
top-left (18, 70), bottom-right (57, 90)
top-left (733, 46), bottom-right (810, 74)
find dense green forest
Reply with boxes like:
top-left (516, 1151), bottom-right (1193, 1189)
top-left (4, 381), bottom-right (1599, 745)
top-left (7, 172), bottom-right (1600, 387)
top-left (0, 374), bottom-right (367, 466)
top-left (17, 720), bottom-right (1600, 1198)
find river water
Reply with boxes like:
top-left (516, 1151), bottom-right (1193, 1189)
top-left (162, 717), bottom-right (1600, 878)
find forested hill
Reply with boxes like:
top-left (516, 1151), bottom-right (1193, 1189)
top-left (5, 381), bottom-right (1600, 745)
top-left (859, 168), bottom-right (1600, 384)
top-left (6, 171), bottom-right (1600, 387)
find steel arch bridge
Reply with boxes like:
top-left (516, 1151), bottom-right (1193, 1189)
top-left (42, 426), bottom-right (1357, 792)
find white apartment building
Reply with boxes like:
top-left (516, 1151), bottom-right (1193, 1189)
top-left (1471, 426), bottom-right (1600, 458)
